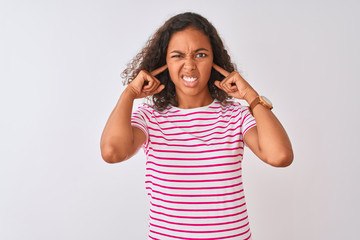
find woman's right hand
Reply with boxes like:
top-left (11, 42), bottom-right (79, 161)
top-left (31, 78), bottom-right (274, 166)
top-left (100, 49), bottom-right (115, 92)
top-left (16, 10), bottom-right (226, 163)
top-left (126, 65), bottom-right (168, 99)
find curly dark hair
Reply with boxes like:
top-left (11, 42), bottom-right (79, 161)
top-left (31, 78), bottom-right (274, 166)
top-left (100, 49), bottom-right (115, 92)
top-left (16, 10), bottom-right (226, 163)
top-left (121, 12), bottom-right (236, 111)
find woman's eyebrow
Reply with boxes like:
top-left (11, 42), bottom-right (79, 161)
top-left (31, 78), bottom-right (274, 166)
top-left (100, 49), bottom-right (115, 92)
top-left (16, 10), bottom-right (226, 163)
top-left (195, 48), bottom-right (209, 52)
top-left (170, 50), bottom-right (184, 54)
top-left (170, 48), bottom-right (209, 54)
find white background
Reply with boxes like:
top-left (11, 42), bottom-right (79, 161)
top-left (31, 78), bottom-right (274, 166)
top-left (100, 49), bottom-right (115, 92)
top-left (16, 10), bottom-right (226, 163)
top-left (1, 0), bottom-right (359, 239)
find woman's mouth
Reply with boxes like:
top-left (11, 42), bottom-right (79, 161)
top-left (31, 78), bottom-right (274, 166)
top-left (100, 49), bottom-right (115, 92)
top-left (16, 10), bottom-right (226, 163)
top-left (182, 75), bottom-right (199, 87)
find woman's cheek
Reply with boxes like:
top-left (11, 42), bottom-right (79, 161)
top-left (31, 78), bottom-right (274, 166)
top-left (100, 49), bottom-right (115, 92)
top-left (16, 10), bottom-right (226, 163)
top-left (167, 62), bottom-right (181, 81)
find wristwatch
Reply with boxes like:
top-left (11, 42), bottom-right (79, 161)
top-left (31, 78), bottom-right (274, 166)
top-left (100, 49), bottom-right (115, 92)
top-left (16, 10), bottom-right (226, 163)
top-left (248, 96), bottom-right (273, 115)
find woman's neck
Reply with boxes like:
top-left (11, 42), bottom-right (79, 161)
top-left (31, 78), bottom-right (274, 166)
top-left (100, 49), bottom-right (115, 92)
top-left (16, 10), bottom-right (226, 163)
top-left (176, 93), bottom-right (214, 109)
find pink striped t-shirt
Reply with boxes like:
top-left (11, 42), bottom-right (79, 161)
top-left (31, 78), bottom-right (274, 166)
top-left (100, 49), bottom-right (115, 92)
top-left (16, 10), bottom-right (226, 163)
top-left (131, 99), bottom-right (257, 240)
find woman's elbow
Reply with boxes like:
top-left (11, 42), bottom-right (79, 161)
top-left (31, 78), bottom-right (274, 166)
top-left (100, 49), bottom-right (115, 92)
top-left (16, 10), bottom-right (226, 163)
top-left (267, 150), bottom-right (294, 168)
top-left (101, 146), bottom-right (127, 164)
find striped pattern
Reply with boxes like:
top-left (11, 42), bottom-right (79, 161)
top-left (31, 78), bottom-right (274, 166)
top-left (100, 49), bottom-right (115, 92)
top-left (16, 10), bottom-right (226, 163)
top-left (131, 100), bottom-right (256, 240)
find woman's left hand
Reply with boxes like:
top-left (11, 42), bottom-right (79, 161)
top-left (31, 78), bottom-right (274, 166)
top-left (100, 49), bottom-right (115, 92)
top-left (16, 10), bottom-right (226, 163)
top-left (213, 63), bottom-right (258, 103)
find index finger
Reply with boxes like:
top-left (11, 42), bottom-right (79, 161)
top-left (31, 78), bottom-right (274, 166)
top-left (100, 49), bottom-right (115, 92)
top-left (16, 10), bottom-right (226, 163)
top-left (151, 65), bottom-right (168, 77)
top-left (212, 63), bottom-right (230, 77)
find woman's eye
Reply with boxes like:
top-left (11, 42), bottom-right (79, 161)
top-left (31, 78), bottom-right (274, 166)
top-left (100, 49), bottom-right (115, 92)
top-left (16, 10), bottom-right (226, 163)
top-left (171, 55), bottom-right (182, 58)
top-left (196, 53), bottom-right (207, 58)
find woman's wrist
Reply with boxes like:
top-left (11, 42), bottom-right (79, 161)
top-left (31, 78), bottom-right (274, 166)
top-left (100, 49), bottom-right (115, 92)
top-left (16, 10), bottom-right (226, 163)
top-left (244, 89), bottom-right (259, 105)
top-left (123, 86), bottom-right (138, 100)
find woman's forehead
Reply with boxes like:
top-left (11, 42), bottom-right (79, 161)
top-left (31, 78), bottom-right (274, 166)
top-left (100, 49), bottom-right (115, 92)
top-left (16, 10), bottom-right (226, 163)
top-left (167, 27), bottom-right (212, 53)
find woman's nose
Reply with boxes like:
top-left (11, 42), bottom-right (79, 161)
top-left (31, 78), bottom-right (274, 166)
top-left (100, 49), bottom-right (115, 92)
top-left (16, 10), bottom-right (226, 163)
top-left (183, 58), bottom-right (196, 70)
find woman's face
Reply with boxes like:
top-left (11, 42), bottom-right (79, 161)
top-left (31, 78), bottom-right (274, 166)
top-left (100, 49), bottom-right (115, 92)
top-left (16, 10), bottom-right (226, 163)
top-left (166, 27), bottom-right (213, 103)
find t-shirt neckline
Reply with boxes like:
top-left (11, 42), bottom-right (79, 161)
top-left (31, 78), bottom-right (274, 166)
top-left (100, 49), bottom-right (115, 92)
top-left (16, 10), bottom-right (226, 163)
top-left (170, 99), bottom-right (218, 112)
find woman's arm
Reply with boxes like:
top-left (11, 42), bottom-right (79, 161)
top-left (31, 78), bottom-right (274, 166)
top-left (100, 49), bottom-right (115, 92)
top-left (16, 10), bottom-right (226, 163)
top-left (213, 64), bottom-right (293, 167)
top-left (100, 66), bottom-right (167, 163)
top-left (242, 92), bottom-right (293, 167)
top-left (100, 88), bottom-right (146, 163)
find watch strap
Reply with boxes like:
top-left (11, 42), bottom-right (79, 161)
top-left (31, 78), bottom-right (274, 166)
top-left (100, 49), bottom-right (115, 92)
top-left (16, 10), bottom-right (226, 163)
top-left (250, 96), bottom-right (261, 112)
top-left (248, 96), bottom-right (273, 115)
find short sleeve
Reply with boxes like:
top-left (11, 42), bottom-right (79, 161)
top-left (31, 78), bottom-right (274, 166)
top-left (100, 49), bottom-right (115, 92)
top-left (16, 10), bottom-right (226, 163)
top-left (240, 106), bottom-right (257, 144)
top-left (131, 105), bottom-right (150, 149)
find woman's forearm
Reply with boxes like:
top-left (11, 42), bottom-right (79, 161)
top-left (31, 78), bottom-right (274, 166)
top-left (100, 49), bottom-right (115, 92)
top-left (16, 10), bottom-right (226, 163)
top-left (100, 67), bottom-right (167, 163)
top-left (245, 91), bottom-right (294, 166)
top-left (100, 88), bottom-right (137, 163)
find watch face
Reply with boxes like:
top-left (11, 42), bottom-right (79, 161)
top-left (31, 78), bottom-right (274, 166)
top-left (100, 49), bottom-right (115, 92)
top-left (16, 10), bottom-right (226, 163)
top-left (261, 96), bottom-right (272, 106)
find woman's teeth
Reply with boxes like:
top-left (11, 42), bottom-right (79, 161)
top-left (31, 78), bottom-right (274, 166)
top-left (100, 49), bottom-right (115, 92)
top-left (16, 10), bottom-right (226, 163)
top-left (183, 76), bottom-right (198, 82)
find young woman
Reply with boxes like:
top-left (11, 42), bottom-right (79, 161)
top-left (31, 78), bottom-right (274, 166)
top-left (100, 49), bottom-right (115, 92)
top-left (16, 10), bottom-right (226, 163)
top-left (100, 12), bottom-right (293, 240)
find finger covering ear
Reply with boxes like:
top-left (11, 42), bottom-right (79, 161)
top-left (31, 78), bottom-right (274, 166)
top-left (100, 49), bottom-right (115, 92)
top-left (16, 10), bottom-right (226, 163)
top-left (214, 81), bottom-right (221, 88)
